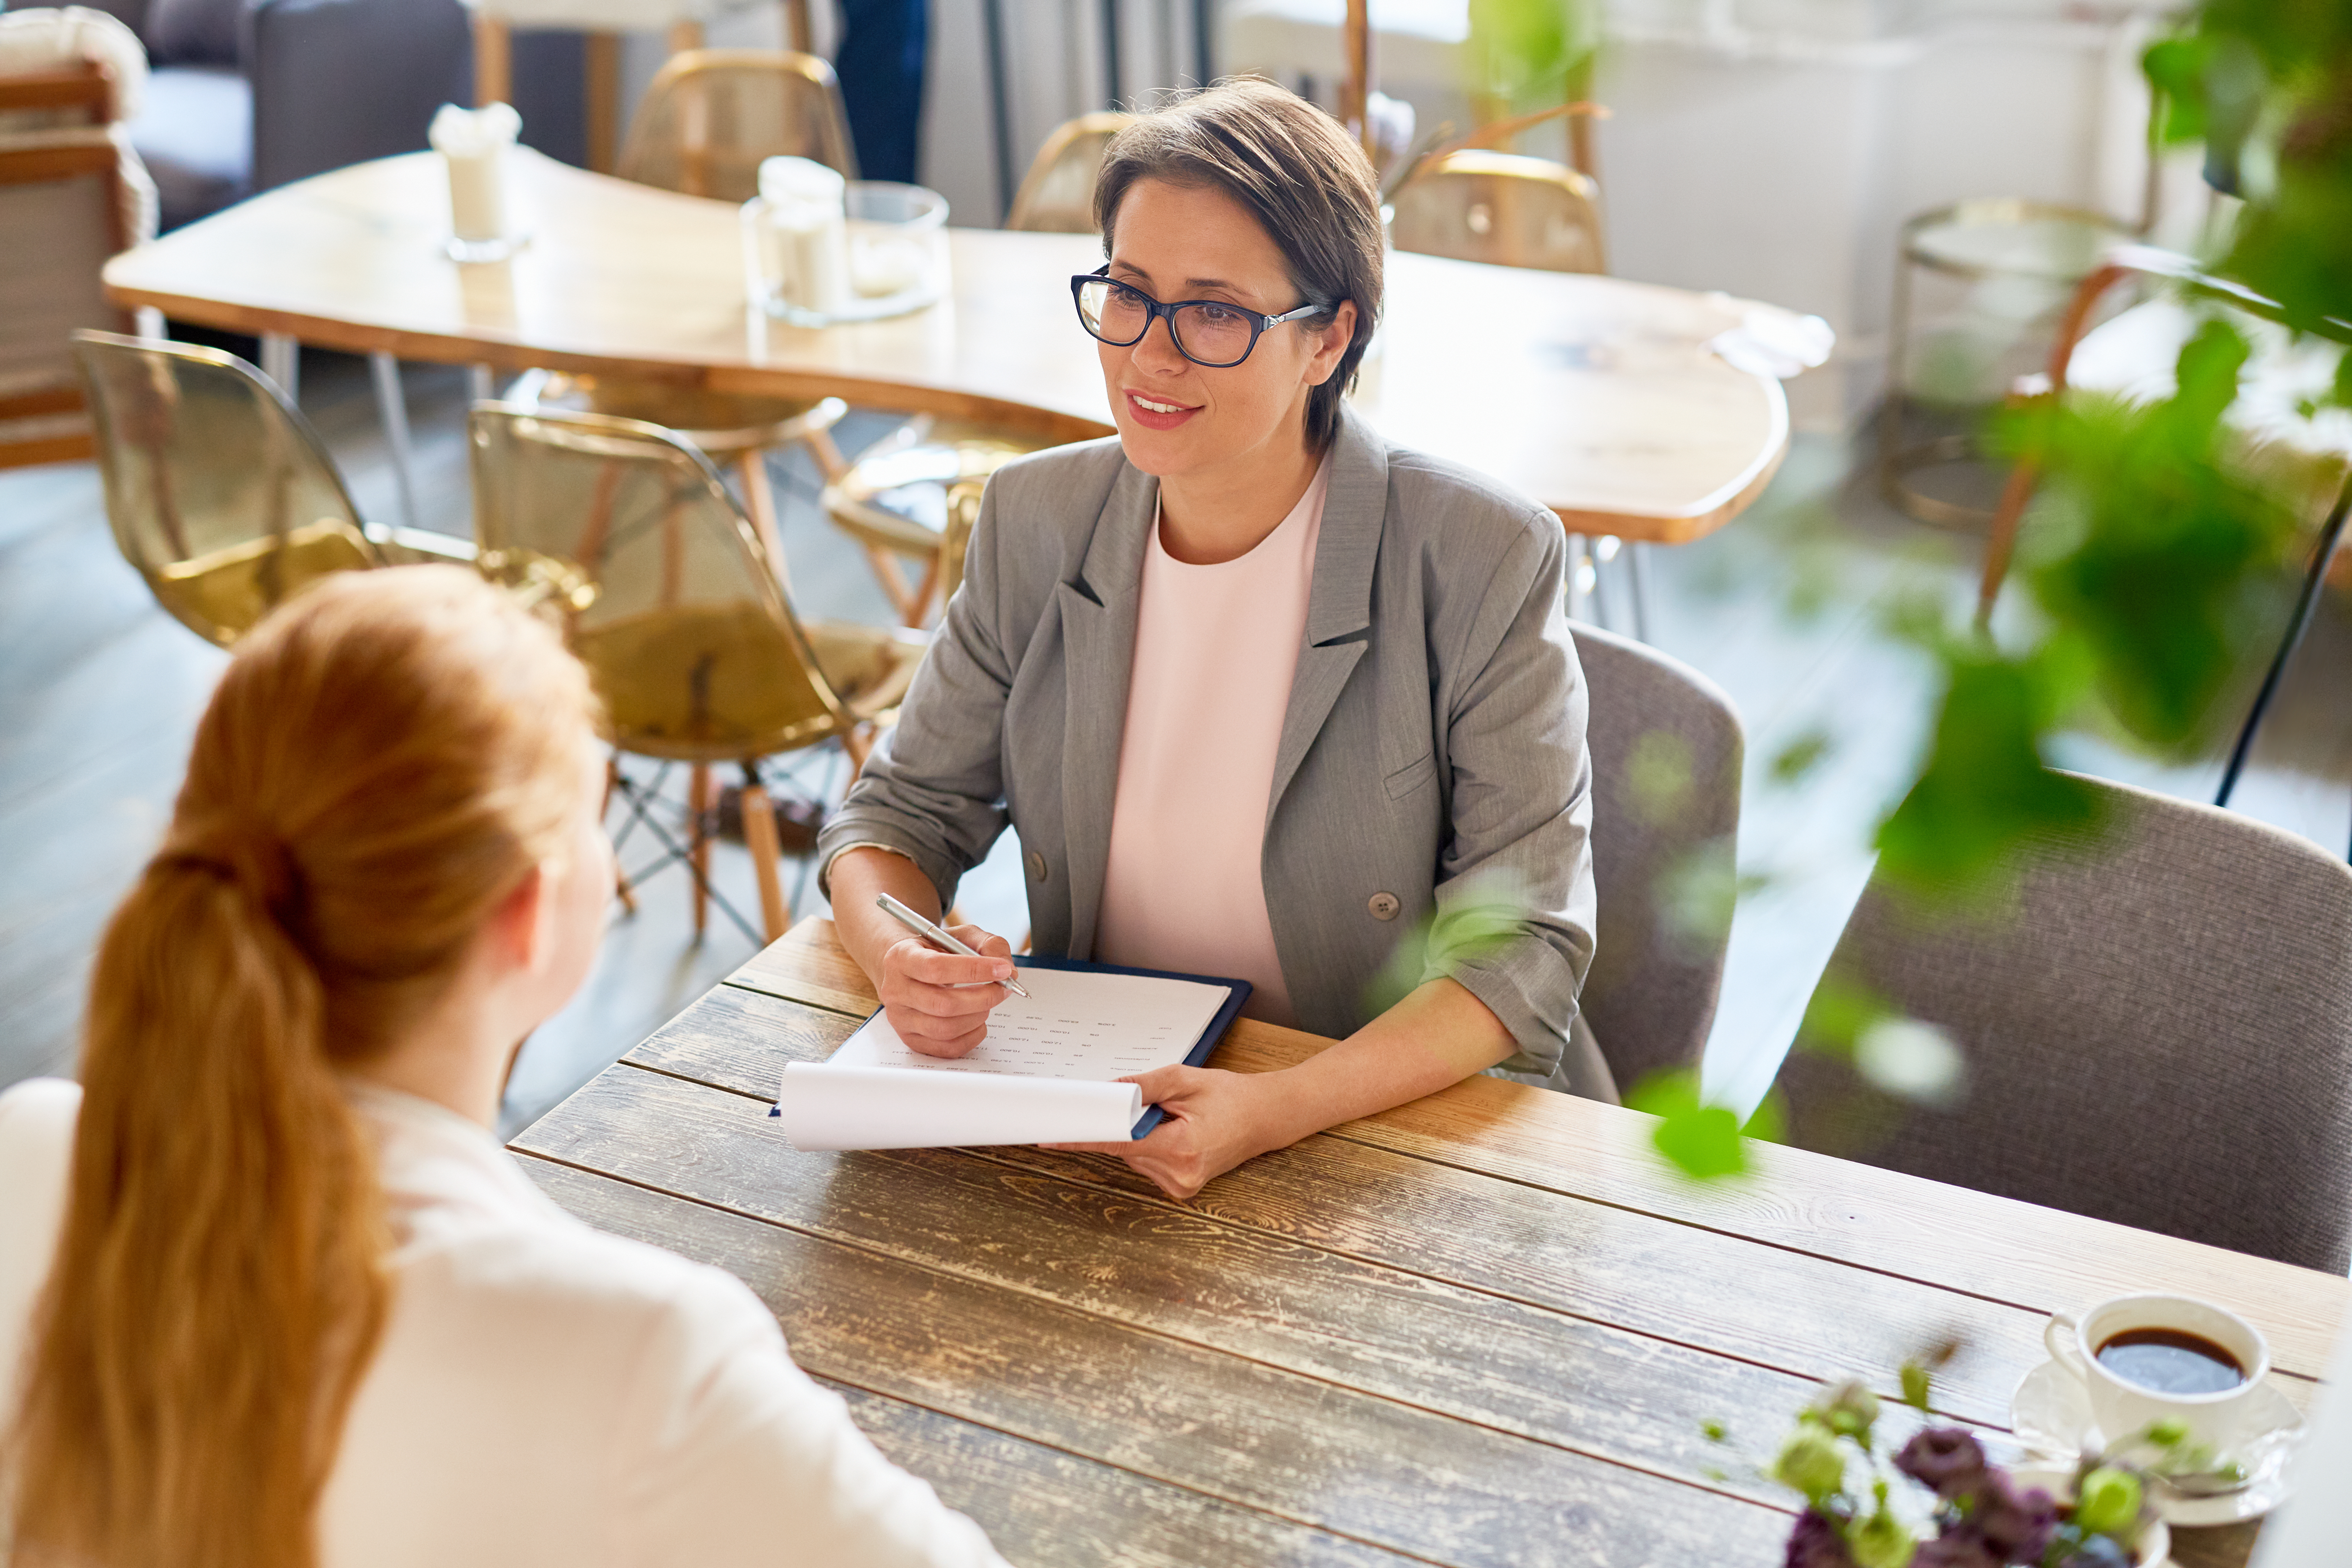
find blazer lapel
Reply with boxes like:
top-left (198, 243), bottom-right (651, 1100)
top-left (1267, 408), bottom-right (1389, 821)
top-left (1057, 461), bottom-right (1157, 958)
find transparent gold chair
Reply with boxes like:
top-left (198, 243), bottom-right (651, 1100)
top-left (1387, 149), bottom-right (1607, 274)
top-left (1004, 111), bottom-right (1134, 233)
top-left (617, 48), bottom-right (855, 198)
top-left (595, 48), bottom-right (862, 565)
top-left (806, 111), bottom-right (1125, 596)
top-left (820, 418), bottom-right (1034, 626)
top-left (72, 330), bottom-right (389, 646)
top-left (470, 404), bottom-right (926, 943)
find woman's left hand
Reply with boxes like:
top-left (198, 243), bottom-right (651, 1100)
top-left (1048, 1065), bottom-right (1295, 1200)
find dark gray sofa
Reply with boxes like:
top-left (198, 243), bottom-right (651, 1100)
top-left (45, 0), bottom-right (582, 229)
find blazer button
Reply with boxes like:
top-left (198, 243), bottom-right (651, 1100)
top-left (1025, 851), bottom-right (1048, 882)
top-left (1368, 891), bottom-right (1401, 922)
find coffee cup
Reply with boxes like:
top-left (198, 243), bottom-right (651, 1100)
top-left (2044, 1294), bottom-right (2272, 1458)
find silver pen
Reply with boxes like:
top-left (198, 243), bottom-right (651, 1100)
top-left (874, 893), bottom-right (1031, 999)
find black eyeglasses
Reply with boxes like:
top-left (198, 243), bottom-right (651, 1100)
top-left (1070, 267), bottom-right (1327, 369)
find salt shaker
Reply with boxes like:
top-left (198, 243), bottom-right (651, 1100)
top-left (742, 156), bottom-right (851, 323)
top-left (430, 101), bottom-right (525, 262)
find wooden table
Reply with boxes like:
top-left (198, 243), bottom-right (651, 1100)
top-left (102, 149), bottom-right (1788, 545)
top-left (512, 921), bottom-right (2342, 1567)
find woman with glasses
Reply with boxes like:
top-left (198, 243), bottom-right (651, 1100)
top-left (820, 78), bottom-right (1604, 1201)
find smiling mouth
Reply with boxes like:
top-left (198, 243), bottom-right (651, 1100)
top-left (1127, 392), bottom-right (1197, 415)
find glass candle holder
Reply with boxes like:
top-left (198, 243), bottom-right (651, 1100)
top-left (746, 170), bottom-right (949, 327)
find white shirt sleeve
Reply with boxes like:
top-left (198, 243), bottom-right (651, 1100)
top-left (608, 1261), bottom-right (1010, 1568)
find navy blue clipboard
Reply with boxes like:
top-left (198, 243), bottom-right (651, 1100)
top-left (770, 957), bottom-right (1250, 1140)
top-left (1018, 955), bottom-right (1252, 1138)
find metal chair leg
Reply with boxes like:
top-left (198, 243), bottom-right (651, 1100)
top-left (260, 333), bottom-right (300, 402)
top-left (1590, 538), bottom-right (1626, 633)
top-left (1565, 533), bottom-right (1593, 624)
top-left (606, 766), bottom-right (762, 945)
top-left (2216, 473), bottom-right (2352, 811)
top-left (369, 352), bottom-right (421, 534)
top-left (1628, 541), bottom-right (1655, 644)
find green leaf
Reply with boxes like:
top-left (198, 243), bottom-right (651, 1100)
top-left (1899, 1360), bottom-right (1933, 1411)
top-left (1624, 729), bottom-right (1696, 825)
top-left (1795, 972), bottom-right (1894, 1060)
top-left (1768, 728), bottom-right (1833, 786)
top-left (1874, 645), bottom-right (2105, 900)
top-left (1627, 1068), bottom-right (1750, 1180)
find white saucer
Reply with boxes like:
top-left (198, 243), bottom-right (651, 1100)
top-left (2009, 1358), bottom-right (2302, 1527)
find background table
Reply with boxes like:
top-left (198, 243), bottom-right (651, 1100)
top-left (102, 149), bottom-right (1787, 544)
top-left (513, 921), bottom-right (2343, 1567)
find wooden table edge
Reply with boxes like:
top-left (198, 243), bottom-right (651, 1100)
top-left (720, 922), bottom-right (2351, 1378)
top-left (1551, 374), bottom-right (1791, 546)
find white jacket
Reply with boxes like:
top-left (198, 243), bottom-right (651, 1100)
top-left (0, 1077), bottom-right (1008, 1568)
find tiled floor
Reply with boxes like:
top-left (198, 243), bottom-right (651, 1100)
top-left (4, 344), bottom-right (2345, 1139)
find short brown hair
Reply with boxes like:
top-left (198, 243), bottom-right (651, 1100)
top-left (1093, 78), bottom-right (1384, 452)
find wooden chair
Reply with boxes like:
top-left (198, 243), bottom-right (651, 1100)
top-left (807, 112), bottom-right (1120, 618)
top-left (1003, 111), bottom-right (1133, 234)
top-left (72, 331), bottom-right (390, 646)
top-left (469, 403), bottom-right (926, 943)
top-left (617, 47), bottom-right (856, 197)
top-left (1388, 149), bottom-right (1606, 275)
top-left (557, 48), bottom-right (862, 573)
top-left (471, 3), bottom-right (808, 176)
top-left (0, 54), bottom-right (143, 470)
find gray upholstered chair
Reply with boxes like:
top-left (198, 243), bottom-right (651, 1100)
top-left (1498, 624), bottom-right (1742, 1099)
top-left (1777, 773), bottom-right (2352, 1273)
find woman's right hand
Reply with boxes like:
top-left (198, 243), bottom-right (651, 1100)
top-left (876, 925), bottom-right (1016, 1058)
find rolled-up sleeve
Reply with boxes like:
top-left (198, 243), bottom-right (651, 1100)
top-left (815, 481), bottom-right (1019, 911)
top-left (1423, 517), bottom-right (1597, 1077)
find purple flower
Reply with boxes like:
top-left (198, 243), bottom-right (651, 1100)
top-left (1784, 1510), bottom-right (1858, 1568)
top-left (1911, 1530), bottom-right (2004, 1568)
top-left (1896, 1428), bottom-right (1990, 1500)
top-left (1973, 1471), bottom-right (2060, 1561)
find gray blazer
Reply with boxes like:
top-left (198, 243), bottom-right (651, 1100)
top-left (816, 405), bottom-right (1600, 1081)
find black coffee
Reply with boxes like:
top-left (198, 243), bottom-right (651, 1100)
top-left (2095, 1327), bottom-right (2246, 1396)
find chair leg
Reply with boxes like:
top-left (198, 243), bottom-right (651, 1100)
top-left (369, 353), bottom-right (421, 535)
top-left (472, 13), bottom-right (512, 104)
top-left (842, 725), bottom-right (875, 779)
top-left (738, 450), bottom-right (791, 593)
top-left (1628, 541), bottom-right (1655, 644)
top-left (1565, 533), bottom-right (1592, 624)
top-left (2217, 472), bottom-right (2352, 808)
top-left (907, 554), bottom-right (944, 628)
top-left (603, 759), bottom-right (639, 914)
top-left (804, 425), bottom-right (850, 483)
top-left (739, 764), bottom-right (790, 943)
top-left (861, 543), bottom-right (921, 623)
top-left (260, 334), bottom-right (300, 403)
top-left (688, 763), bottom-right (713, 938)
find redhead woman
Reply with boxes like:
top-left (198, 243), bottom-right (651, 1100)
top-left (820, 79), bottom-right (1606, 1203)
top-left (0, 569), bottom-right (1004, 1568)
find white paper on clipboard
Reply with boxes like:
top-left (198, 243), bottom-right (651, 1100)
top-left (770, 964), bottom-right (1230, 1151)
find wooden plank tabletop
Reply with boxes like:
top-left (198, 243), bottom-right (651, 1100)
top-left (102, 149), bottom-right (1787, 543)
top-left (512, 921), bottom-right (2341, 1566)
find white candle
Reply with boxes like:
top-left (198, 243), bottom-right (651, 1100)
top-left (755, 156), bottom-right (851, 317)
top-left (430, 102), bottom-right (523, 244)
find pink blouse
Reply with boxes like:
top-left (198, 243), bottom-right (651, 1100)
top-left (1093, 459), bottom-right (1330, 1026)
